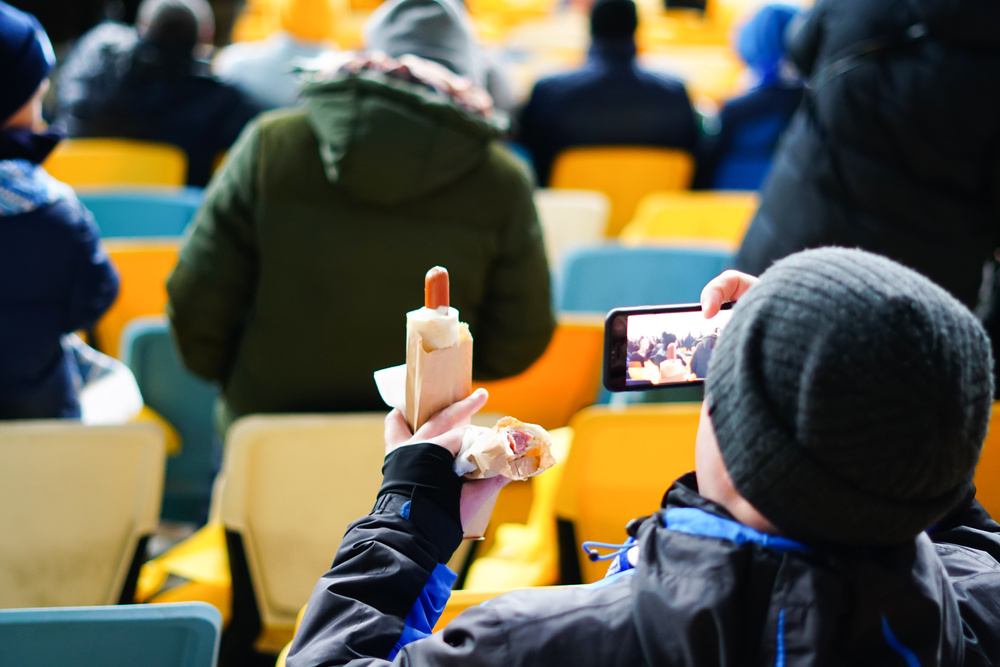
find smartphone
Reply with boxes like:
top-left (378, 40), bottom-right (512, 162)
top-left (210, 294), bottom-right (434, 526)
top-left (603, 302), bottom-right (734, 392)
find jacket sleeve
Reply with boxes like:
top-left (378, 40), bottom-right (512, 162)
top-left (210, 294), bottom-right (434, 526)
top-left (287, 444), bottom-right (472, 667)
top-left (929, 494), bottom-right (1000, 666)
top-left (64, 201), bottom-right (120, 334)
top-left (165, 119), bottom-right (261, 382)
top-left (469, 151), bottom-right (556, 382)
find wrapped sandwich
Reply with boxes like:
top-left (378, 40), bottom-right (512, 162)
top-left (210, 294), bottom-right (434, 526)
top-left (455, 416), bottom-right (556, 480)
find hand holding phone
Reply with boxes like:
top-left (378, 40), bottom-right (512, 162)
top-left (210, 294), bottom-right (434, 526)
top-left (603, 303), bottom-right (734, 392)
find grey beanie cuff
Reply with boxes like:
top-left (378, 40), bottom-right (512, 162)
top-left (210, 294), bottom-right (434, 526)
top-left (705, 247), bottom-right (993, 545)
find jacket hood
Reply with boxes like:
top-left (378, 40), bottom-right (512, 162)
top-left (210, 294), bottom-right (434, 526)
top-left (907, 0), bottom-right (1000, 48)
top-left (364, 0), bottom-right (486, 87)
top-left (300, 69), bottom-right (502, 205)
top-left (628, 475), bottom-right (966, 665)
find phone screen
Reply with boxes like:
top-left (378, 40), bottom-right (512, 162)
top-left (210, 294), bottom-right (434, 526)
top-left (603, 303), bottom-right (734, 392)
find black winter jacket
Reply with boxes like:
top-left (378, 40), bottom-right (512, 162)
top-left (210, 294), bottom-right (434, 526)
top-left (53, 22), bottom-right (262, 187)
top-left (735, 0), bottom-right (1000, 309)
top-left (287, 446), bottom-right (1000, 667)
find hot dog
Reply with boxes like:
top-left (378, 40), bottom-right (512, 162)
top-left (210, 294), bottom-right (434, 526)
top-left (407, 266), bottom-right (461, 350)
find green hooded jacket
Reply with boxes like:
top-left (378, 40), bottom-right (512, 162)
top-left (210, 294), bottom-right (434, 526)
top-left (166, 69), bottom-right (555, 433)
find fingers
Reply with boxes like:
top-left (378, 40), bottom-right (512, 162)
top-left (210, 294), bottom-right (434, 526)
top-left (700, 270), bottom-right (760, 318)
top-left (412, 388), bottom-right (489, 442)
top-left (384, 408), bottom-right (412, 455)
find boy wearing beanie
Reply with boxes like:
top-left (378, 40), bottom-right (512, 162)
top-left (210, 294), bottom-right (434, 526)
top-left (0, 2), bottom-right (119, 419)
top-left (289, 247), bottom-right (1000, 666)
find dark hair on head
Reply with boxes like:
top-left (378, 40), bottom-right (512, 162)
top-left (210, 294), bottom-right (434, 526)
top-left (138, 0), bottom-right (214, 47)
top-left (590, 0), bottom-right (638, 40)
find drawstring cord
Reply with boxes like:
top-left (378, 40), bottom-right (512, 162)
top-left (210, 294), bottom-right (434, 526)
top-left (581, 540), bottom-right (630, 562)
top-left (581, 515), bottom-right (656, 563)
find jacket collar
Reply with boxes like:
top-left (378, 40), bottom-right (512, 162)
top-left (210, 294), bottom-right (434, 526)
top-left (0, 127), bottom-right (63, 164)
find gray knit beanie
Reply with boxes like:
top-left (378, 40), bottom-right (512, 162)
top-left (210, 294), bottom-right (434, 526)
top-left (363, 0), bottom-right (486, 87)
top-left (705, 247), bottom-right (993, 545)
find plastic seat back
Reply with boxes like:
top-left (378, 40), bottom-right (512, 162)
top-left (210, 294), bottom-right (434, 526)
top-left (122, 317), bottom-right (219, 523)
top-left (549, 147), bottom-right (695, 237)
top-left (556, 244), bottom-right (733, 313)
top-left (555, 403), bottom-right (700, 583)
top-left (620, 190), bottom-right (759, 250)
top-left (0, 422), bottom-right (165, 607)
top-left (95, 238), bottom-right (180, 358)
top-left (43, 138), bottom-right (187, 188)
top-left (216, 413), bottom-right (388, 654)
top-left (534, 189), bottom-right (610, 275)
top-left (78, 187), bottom-right (203, 238)
top-left (974, 403), bottom-right (1000, 520)
top-left (0, 602), bottom-right (220, 667)
top-left (474, 314), bottom-right (605, 430)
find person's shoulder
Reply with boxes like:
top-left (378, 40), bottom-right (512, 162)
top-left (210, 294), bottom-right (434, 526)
top-left (634, 66), bottom-right (690, 96)
top-left (481, 140), bottom-right (536, 190)
top-left (530, 65), bottom-right (597, 97)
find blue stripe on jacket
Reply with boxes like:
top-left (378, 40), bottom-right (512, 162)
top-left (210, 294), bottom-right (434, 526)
top-left (388, 563), bottom-right (458, 660)
top-left (663, 508), bottom-right (811, 553)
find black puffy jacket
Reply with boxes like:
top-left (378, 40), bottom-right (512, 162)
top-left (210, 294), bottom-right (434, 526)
top-left (736, 0), bottom-right (1000, 309)
top-left (287, 447), bottom-right (1000, 667)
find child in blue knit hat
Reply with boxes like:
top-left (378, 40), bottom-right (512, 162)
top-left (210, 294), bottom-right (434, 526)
top-left (0, 1), bottom-right (120, 419)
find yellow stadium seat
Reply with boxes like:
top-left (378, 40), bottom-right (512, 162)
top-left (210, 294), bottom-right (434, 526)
top-left (464, 426), bottom-right (572, 589)
top-left (549, 146), bottom-right (695, 237)
top-left (555, 403), bottom-right (700, 583)
top-left (620, 190), bottom-right (759, 250)
top-left (95, 239), bottom-right (180, 359)
top-left (974, 403), bottom-right (1000, 520)
top-left (43, 138), bottom-right (187, 188)
top-left (215, 413), bottom-right (388, 658)
top-left (474, 314), bottom-right (605, 431)
top-left (638, 45), bottom-right (747, 105)
top-left (136, 522), bottom-right (232, 625)
top-left (0, 421), bottom-right (165, 608)
top-left (533, 188), bottom-right (610, 275)
top-left (231, 0), bottom-right (280, 42)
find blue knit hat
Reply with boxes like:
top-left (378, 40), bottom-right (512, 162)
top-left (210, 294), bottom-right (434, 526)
top-left (737, 3), bottom-right (799, 87)
top-left (0, 1), bottom-right (55, 124)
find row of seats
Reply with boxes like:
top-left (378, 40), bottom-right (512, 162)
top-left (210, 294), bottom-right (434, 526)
top-left (6, 402), bottom-right (1000, 661)
top-left (46, 138), bottom-right (750, 241)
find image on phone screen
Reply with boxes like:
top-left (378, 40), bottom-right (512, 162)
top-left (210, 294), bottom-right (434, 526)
top-left (604, 303), bottom-right (734, 392)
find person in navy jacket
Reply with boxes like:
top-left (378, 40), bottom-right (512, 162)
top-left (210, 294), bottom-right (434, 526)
top-left (515, 0), bottom-right (699, 186)
top-left (0, 1), bottom-right (119, 419)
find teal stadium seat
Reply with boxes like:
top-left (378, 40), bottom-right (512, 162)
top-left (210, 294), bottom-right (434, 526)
top-left (555, 244), bottom-right (734, 312)
top-left (121, 316), bottom-right (219, 524)
top-left (0, 603), bottom-right (221, 667)
top-left (77, 187), bottom-right (203, 238)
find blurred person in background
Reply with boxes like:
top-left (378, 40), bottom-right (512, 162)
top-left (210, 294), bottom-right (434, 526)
top-left (52, 0), bottom-right (263, 187)
top-left (515, 0), bottom-right (699, 186)
top-left (213, 0), bottom-right (340, 110)
top-left (0, 1), bottom-right (120, 419)
top-left (735, 0), bottom-right (1000, 315)
top-left (695, 3), bottom-right (803, 190)
top-left (166, 0), bottom-right (555, 437)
